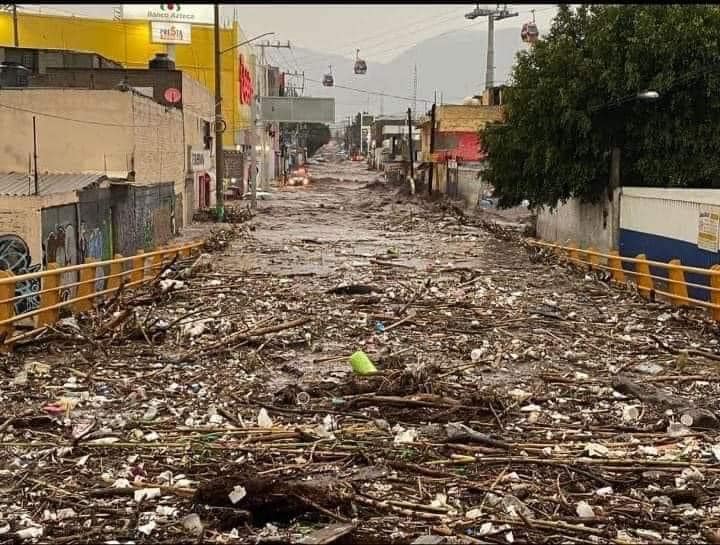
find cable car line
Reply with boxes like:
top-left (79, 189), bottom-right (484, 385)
top-left (306, 77), bottom-right (437, 105)
top-left (292, 5), bottom-right (554, 70)
top-left (289, 6), bottom-right (468, 64)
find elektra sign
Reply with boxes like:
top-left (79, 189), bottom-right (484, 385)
top-left (121, 4), bottom-right (214, 25)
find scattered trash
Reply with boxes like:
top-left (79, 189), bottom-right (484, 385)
top-left (576, 501), bottom-right (594, 518)
top-left (182, 514), bottom-right (204, 536)
top-left (393, 426), bottom-right (418, 444)
top-left (16, 527), bottom-right (43, 540)
top-left (134, 488), bottom-right (162, 503)
top-left (585, 443), bottom-right (609, 457)
top-left (257, 408), bottom-right (273, 428)
top-left (229, 485), bottom-right (247, 504)
top-left (137, 520), bottom-right (156, 536)
top-left (621, 404), bottom-right (641, 422)
top-left (1, 162), bottom-right (718, 543)
top-left (349, 350), bottom-right (377, 375)
top-left (159, 279), bottom-right (185, 293)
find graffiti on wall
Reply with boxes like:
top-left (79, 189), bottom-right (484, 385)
top-left (79, 221), bottom-right (104, 263)
top-left (0, 235), bottom-right (41, 313)
top-left (44, 223), bottom-right (78, 304)
top-left (79, 221), bottom-right (107, 292)
top-left (111, 184), bottom-right (175, 255)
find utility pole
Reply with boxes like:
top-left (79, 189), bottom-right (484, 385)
top-left (251, 40), bottom-right (291, 208)
top-left (11, 3), bottom-right (17, 47)
top-left (213, 4), bottom-right (225, 222)
top-left (412, 64), bottom-right (417, 119)
top-left (465, 4), bottom-right (517, 90)
top-left (428, 103), bottom-right (436, 195)
top-left (406, 107), bottom-right (414, 182)
top-left (32, 115), bottom-right (38, 195)
top-left (1, 4), bottom-right (18, 46)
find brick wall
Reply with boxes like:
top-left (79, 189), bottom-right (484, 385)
top-left (436, 105), bottom-right (505, 132)
top-left (130, 92), bottom-right (185, 194)
top-left (32, 68), bottom-right (184, 109)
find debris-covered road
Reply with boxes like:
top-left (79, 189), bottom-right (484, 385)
top-left (4, 149), bottom-right (720, 544)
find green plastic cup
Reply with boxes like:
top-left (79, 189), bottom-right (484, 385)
top-left (349, 350), bottom-right (377, 375)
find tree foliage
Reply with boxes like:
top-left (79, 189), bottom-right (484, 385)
top-left (306, 123), bottom-right (331, 156)
top-left (482, 4), bottom-right (720, 209)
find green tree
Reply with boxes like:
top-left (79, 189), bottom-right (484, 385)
top-left (306, 123), bottom-right (331, 156)
top-left (483, 4), bottom-right (720, 209)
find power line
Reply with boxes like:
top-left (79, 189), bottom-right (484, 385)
top-left (0, 98), bottom-right (158, 128)
top-left (290, 6), bottom-right (468, 64)
top-left (306, 77), bottom-right (435, 106)
top-left (294, 10), bottom-right (470, 68)
top-left (295, 5), bottom-right (553, 70)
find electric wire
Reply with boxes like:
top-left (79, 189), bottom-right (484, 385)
top-left (294, 6), bottom-right (555, 69)
top-left (290, 6), bottom-right (469, 65)
top-left (0, 98), bottom-right (158, 128)
top-left (305, 78), bottom-right (434, 106)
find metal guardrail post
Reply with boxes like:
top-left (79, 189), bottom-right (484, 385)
top-left (132, 250), bottom-right (145, 283)
top-left (587, 247), bottom-right (600, 270)
top-left (74, 258), bottom-right (97, 313)
top-left (712, 265), bottom-right (720, 321)
top-left (152, 247), bottom-right (163, 274)
top-left (608, 250), bottom-right (625, 283)
top-left (668, 259), bottom-right (689, 306)
top-left (38, 263), bottom-right (60, 326)
top-left (108, 254), bottom-right (124, 291)
top-left (635, 254), bottom-right (653, 299)
top-left (0, 270), bottom-right (14, 351)
top-left (568, 242), bottom-right (579, 264)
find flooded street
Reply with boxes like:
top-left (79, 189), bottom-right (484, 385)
top-left (3, 153), bottom-right (720, 544)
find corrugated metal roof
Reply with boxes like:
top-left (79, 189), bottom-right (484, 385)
top-left (0, 172), bottom-right (105, 197)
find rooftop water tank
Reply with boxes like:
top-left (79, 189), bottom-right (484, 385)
top-left (148, 52), bottom-right (175, 70)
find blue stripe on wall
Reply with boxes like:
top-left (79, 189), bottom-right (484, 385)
top-left (619, 228), bottom-right (720, 301)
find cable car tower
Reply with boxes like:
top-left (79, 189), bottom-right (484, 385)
top-left (465, 4), bottom-right (518, 90)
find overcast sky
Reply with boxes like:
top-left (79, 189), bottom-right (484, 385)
top-left (24, 3), bottom-right (558, 64)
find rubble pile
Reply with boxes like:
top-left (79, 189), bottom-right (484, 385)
top-left (2, 157), bottom-right (720, 544)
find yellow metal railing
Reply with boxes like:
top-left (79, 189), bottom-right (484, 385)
top-left (0, 240), bottom-right (204, 349)
top-left (528, 239), bottom-right (720, 320)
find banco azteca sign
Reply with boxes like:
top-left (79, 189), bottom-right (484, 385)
top-left (121, 4), bottom-right (214, 25)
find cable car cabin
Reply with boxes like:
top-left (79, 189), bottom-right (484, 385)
top-left (323, 65), bottom-right (334, 87)
top-left (354, 49), bottom-right (367, 75)
top-left (354, 59), bottom-right (367, 75)
top-left (521, 22), bottom-right (539, 44)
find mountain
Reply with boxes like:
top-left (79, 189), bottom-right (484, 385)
top-left (290, 27), bottom-right (528, 122)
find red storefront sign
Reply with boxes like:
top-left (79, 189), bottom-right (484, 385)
top-left (238, 54), bottom-right (254, 105)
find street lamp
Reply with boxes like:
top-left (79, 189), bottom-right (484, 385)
top-left (637, 90), bottom-right (660, 101)
top-left (601, 90), bottom-right (660, 201)
top-left (213, 19), bottom-right (275, 222)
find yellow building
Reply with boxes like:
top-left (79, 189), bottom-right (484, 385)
top-left (0, 10), bottom-right (253, 146)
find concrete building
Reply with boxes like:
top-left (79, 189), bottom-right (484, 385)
top-left (0, 171), bottom-right (177, 314)
top-left (22, 54), bottom-right (216, 224)
top-left (0, 10), bottom-right (253, 147)
top-left (369, 115), bottom-right (413, 171)
top-left (419, 101), bottom-right (505, 207)
top-left (0, 84), bottom-right (193, 275)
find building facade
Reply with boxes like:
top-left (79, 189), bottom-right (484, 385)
top-left (0, 10), bottom-right (254, 147)
top-left (0, 86), bottom-right (191, 268)
top-left (419, 102), bottom-right (505, 206)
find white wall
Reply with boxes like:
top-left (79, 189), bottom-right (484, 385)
top-left (536, 190), bottom-right (620, 251)
top-left (621, 187), bottom-right (720, 245)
